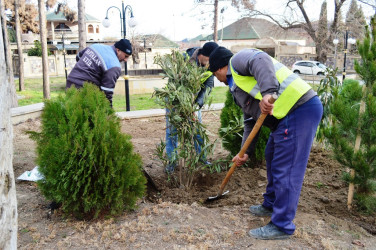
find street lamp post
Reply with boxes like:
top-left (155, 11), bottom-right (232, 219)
top-left (55, 27), bottom-right (71, 80)
top-left (333, 38), bottom-right (339, 70)
top-left (103, 0), bottom-right (137, 111)
top-left (61, 33), bottom-right (68, 80)
top-left (342, 29), bottom-right (356, 81)
top-left (143, 38), bottom-right (147, 69)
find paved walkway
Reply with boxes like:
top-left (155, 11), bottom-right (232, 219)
top-left (11, 103), bottom-right (224, 125)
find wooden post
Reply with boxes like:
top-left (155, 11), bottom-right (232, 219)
top-left (347, 84), bottom-right (367, 210)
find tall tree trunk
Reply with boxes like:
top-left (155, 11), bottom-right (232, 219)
top-left (213, 0), bottom-right (218, 42)
top-left (78, 0), bottom-right (86, 51)
top-left (0, 15), bottom-right (18, 250)
top-left (38, 0), bottom-right (50, 99)
top-left (0, 0), bottom-right (18, 107)
top-left (15, 0), bottom-right (24, 91)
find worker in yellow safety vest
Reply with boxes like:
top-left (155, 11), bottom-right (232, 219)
top-left (209, 46), bottom-right (323, 240)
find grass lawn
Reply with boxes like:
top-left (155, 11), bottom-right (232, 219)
top-left (14, 77), bottom-right (229, 112)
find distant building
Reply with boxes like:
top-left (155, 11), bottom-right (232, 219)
top-left (21, 11), bottom-right (102, 44)
top-left (199, 17), bottom-right (315, 58)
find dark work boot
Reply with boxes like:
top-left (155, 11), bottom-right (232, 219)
top-left (249, 204), bottom-right (273, 217)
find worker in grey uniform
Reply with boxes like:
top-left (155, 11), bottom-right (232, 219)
top-left (209, 46), bottom-right (323, 240)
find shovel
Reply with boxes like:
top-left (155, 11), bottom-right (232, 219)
top-left (206, 94), bottom-right (277, 202)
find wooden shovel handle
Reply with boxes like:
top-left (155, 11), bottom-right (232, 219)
top-left (217, 94), bottom-right (278, 196)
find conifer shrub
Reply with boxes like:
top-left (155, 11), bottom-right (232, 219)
top-left (30, 84), bottom-right (146, 219)
top-left (218, 89), bottom-right (270, 165)
top-left (219, 90), bottom-right (243, 157)
top-left (324, 16), bottom-right (376, 213)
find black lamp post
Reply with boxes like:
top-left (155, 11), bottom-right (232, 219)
top-left (342, 29), bottom-right (356, 81)
top-left (61, 32), bottom-right (68, 80)
top-left (143, 38), bottom-right (147, 69)
top-left (103, 0), bottom-right (136, 111)
top-left (55, 27), bottom-right (71, 80)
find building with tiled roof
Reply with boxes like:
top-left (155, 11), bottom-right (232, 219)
top-left (200, 17), bottom-right (315, 57)
top-left (44, 11), bottom-right (102, 42)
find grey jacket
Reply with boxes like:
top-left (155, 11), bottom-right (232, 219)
top-left (228, 49), bottom-right (316, 156)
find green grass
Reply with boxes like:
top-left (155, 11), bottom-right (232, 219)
top-left (14, 77), bottom-right (228, 112)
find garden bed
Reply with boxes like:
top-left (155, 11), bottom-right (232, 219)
top-left (13, 111), bottom-right (376, 249)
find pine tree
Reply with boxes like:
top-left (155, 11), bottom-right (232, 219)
top-left (324, 16), bottom-right (376, 213)
top-left (316, 1), bottom-right (328, 62)
top-left (346, 0), bottom-right (367, 42)
top-left (30, 84), bottom-right (146, 219)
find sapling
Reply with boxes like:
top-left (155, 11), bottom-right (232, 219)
top-left (154, 50), bottom-right (215, 188)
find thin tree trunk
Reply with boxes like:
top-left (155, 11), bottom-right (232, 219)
top-left (347, 84), bottom-right (367, 210)
top-left (0, 15), bottom-right (18, 250)
top-left (78, 0), bottom-right (86, 51)
top-left (0, 0), bottom-right (18, 107)
top-left (15, 0), bottom-right (24, 91)
top-left (213, 0), bottom-right (218, 42)
top-left (38, 0), bottom-right (50, 99)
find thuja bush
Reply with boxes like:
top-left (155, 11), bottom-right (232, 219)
top-left (219, 90), bottom-right (243, 157)
top-left (219, 89), bottom-right (270, 165)
top-left (30, 84), bottom-right (146, 219)
top-left (153, 50), bottom-right (214, 188)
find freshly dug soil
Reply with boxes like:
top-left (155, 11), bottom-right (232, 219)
top-left (13, 111), bottom-right (376, 249)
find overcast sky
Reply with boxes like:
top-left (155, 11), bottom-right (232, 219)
top-left (64, 0), bottom-right (376, 41)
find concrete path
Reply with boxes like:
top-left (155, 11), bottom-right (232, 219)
top-left (11, 103), bottom-right (225, 125)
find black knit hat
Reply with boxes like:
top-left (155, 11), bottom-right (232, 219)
top-left (209, 46), bottom-right (233, 72)
top-left (115, 39), bottom-right (132, 55)
top-left (198, 42), bottom-right (218, 57)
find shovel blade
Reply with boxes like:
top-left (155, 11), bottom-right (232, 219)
top-left (206, 190), bottom-right (230, 202)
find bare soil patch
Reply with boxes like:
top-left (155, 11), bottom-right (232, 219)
top-left (13, 111), bottom-right (376, 249)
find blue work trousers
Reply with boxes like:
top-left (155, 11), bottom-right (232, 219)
top-left (262, 96), bottom-right (323, 235)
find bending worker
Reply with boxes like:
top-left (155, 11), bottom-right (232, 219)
top-left (209, 46), bottom-right (323, 240)
top-left (165, 42), bottom-right (218, 173)
top-left (66, 39), bottom-right (132, 107)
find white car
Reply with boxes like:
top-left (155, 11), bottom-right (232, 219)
top-left (291, 60), bottom-right (327, 75)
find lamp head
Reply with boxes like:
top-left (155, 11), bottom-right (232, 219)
top-left (128, 16), bottom-right (137, 28)
top-left (333, 38), bottom-right (339, 45)
top-left (102, 17), bottom-right (111, 28)
top-left (348, 38), bottom-right (356, 45)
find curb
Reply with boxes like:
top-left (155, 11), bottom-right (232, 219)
top-left (11, 103), bottom-right (224, 125)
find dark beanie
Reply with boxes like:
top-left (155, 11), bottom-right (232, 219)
top-left (209, 46), bottom-right (233, 72)
top-left (198, 42), bottom-right (218, 57)
top-left (115, 39), bottom-right (132, 55)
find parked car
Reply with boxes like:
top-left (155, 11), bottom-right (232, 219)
top-left (291, 60), bottom-right (327, 75)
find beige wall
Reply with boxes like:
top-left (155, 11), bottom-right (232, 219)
top-left (114, 77), bottom-right (167, 95)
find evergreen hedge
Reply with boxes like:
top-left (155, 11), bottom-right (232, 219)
top-left (219, 89), bottom-right (270, 164)
top-left (31, 84), bottom-right (146, 219)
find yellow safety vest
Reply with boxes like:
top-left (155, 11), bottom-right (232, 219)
top-left (184, 51), bottom-right (213, 84)
top-left (229, 54), bottom-right (311, 119)
top-left (200, 71), bottom-right (213, 83)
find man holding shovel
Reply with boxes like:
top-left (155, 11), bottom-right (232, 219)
top-left (209, 47), bottom-right (323, 240)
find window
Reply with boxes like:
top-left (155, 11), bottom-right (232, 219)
top-left (96, 25), bottom-right (99, 33)
top-left (88, 24), bottom-right (94, 33)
